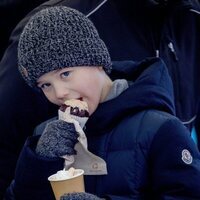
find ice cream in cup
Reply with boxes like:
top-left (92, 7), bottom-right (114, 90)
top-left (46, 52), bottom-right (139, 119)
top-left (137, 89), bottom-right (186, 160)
top-left (48, 167), bottom-right (85, 200)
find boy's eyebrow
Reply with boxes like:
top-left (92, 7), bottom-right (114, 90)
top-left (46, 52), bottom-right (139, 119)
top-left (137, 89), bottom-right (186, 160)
top-left (55, 68), bottom-right (70, 73)
top-left (36, 68), bottom-right (69, 85)
top-left (55, 69), bottom-right (62, 72)
top-left (37, 77), bottom-right (51, 85)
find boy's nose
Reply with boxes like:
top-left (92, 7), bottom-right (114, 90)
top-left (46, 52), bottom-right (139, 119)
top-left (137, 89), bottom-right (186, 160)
top-left (54, 87), bottom-right (69, 100)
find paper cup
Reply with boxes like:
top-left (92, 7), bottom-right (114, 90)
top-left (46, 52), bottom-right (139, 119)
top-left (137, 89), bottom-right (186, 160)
top-left (48, 169), bottom-right (85, 200)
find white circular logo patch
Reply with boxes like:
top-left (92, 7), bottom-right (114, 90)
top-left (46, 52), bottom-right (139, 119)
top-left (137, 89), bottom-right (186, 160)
top-left (181, 149), bottom-right (193, 164)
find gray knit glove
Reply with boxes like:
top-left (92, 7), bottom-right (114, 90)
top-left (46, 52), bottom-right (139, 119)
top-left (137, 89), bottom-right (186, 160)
top-left (35, 120), bottom-right (79, 158)
top-left (60, 192), bottom-right (104, 200)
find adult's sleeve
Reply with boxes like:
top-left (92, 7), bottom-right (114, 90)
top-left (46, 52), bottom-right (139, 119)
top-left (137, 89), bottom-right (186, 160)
top-left (149, 118), bottom-right (200, 200)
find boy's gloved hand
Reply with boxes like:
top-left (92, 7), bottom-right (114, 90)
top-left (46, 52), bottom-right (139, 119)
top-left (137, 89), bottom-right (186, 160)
top-left (35, 120), bottom-right (79, 158)
top-left (60, 192), bottom-right (104, 200)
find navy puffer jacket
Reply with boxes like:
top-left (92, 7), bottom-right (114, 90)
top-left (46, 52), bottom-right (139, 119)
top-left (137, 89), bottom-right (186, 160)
top-left (5, 58), bottom-right (200, 199)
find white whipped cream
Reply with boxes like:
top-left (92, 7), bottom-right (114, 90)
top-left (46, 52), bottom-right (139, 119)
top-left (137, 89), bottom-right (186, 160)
top-left (48, 168), bottom-right (84, 181)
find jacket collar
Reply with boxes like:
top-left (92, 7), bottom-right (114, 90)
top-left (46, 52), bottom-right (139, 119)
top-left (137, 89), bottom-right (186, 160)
top-left (86, 57), bottom-right (175, 135)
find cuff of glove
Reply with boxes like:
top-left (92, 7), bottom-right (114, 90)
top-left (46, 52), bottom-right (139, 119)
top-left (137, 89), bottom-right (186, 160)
top-left (60, 192), bottom-right (103, 200)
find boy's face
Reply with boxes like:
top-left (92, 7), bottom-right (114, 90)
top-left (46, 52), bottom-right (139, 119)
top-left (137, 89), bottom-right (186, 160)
top-left (37, 66), bottom-right (106, 115)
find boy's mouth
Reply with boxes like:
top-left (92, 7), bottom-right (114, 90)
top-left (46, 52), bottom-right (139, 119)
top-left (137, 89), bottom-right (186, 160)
top-left (59, 98), bottom-right (89, 117)
top-left (77, 97), bottom-right (83, 101)
top-left (59, 104), bottom-right (69, 112)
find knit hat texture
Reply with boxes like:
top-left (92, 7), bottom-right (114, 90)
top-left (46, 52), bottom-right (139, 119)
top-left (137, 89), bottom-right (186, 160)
top-left (18, 6), bottom-right (112, 88)
top-left (60, 192), bottom-right (102, 200)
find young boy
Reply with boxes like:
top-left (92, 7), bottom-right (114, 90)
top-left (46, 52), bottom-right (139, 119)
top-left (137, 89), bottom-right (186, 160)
top-left (5, 6), bottom-right (200, 200)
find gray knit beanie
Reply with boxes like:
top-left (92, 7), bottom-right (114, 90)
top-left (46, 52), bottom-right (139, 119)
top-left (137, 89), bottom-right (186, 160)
top-left (18, 6), bottom-right (112, 88)
top-left (60, 192), bottom-right (102, 200)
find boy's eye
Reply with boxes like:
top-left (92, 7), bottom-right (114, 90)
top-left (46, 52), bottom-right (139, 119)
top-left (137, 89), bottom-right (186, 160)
top-left (61, 71), bottom-right (70, 78)
top-left (40, 83), bottom-right (51, 89)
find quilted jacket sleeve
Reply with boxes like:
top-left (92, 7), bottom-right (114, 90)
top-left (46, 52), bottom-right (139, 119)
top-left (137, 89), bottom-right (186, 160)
top-left (149, 117), bottom-right (200, 200)
top-left (5, 135), bottom-right (64, 200)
